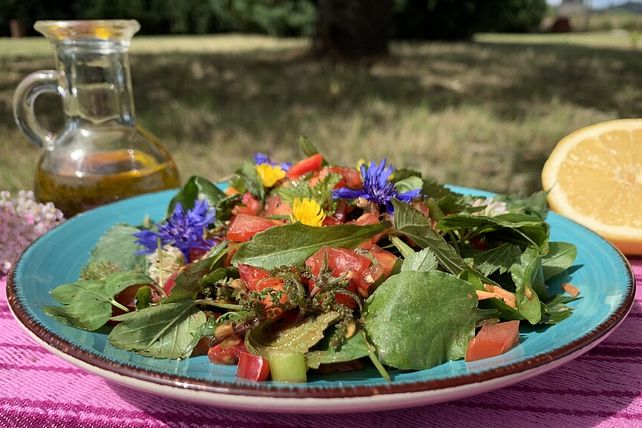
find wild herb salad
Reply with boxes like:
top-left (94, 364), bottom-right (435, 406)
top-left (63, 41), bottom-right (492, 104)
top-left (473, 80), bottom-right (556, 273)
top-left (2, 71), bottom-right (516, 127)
top-left (44, 139), bottom-right (579, 383)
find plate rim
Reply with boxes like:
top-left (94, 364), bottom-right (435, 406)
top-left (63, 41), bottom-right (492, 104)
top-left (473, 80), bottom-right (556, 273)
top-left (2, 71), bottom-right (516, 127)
top-left (6, 187), bottom-right (637, 400)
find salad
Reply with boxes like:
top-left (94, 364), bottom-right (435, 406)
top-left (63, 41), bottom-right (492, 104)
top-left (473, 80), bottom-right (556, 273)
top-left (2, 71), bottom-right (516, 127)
top-left (44, 138), bottom-right (579, 383)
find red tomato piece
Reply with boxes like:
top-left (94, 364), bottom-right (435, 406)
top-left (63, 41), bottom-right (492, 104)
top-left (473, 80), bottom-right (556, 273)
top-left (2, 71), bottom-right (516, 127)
top-left (226, 214), bottom-right (279, 243)
top-left (238, 264), bottom-right (271, 291)
top-left (287, 154), bottom-right (324, 179)
top-left (237, 352), bottom-right (271, 381)
top-left (369, 246), bottom-right (398, 279)
top-left (163, 271), bottom-right (179, 295)
top-left (232, 192), bottom-right (263, 216)
top-left (353, 212), bottom-right (380, 226)
top-left (465, 320), bottom-right (520, 362)
top-left (305, 247), bottom-right (372, 308)
top-left (329, 166), bottom-right (362, 189)
top-left (208, 338), bottom-right (247, 365)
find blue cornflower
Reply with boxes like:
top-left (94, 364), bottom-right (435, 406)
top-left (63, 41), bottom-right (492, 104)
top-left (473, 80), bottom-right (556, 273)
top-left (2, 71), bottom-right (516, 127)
top-left (134, 199), bottom-right (216, 261)
top-left (254, 152), bottom-right (292, 171)
top-left (332, 159), bottom-right (421, 213)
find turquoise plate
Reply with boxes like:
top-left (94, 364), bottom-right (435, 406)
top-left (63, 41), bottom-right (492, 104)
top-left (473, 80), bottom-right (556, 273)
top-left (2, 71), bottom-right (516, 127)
top-left (7, 187), bottom-right (636, 413)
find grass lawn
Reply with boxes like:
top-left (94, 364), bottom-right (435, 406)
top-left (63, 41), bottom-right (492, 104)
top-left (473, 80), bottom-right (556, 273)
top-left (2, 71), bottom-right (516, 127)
top-left (1, 32), bottom-right (641, 196)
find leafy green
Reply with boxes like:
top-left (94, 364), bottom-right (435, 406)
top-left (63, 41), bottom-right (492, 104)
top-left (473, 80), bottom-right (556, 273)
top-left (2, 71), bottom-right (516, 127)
top-left (232, 222), bottom-right (388, 269)
top-left (167, 175), bottom-right (227, 216)
top-left (401, 248), bottom-right (438, 272)
top-left (247, 312), bottom-right (340, 355)
top-left (109, 301), bottom-right (207, 359)
top-left (540, 294), bottom-right (580, 324)
top-left (363, 270), bottom-right (483, 370)
top-left (306, 331), bottom-right (370, 369)
top-left (299, 135), bottom-right (321, 158)
top-left (135, 286), bottom-right (152, 310)
top-left (465, 243), bottom-right (522, 277)
top-left (163, 244), bottom-right (228, 303)
top-left (421, 178), bottom-right (459, 200)
top-left (44, 271), bottom-right (153, 331)
top-left (231, 160), bottom-right (265, 201)
top-left (81, 225), bottom-right (145, 279)
top-left (542, 242), bottom-right (577, 280)
top-left (493, 191), bottom-right (549, 219)
top-left (392, 200), bottom-right (473, 277)
top-left (510, 247), bottom-right (544, 324)
top-left (274, 173), bottom-right (342, 209)
top-left (394, 176), bottom-right (423, 194)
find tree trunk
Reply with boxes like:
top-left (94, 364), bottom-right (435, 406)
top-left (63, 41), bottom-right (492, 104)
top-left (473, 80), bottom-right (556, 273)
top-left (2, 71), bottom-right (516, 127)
top-left (314, 0), bottom-right (392, 58)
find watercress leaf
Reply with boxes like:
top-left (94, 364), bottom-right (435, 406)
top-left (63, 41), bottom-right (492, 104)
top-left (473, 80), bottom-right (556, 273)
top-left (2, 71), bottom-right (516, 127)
top-left (394, 176), bottom-right (423, 194)
top-left (81, 224), bottom-right (145, 278)
top-left (401, 248), bottom-right (438, 272)
top-left (465, 243), bottom-right (522, 277)
top-left (232, 222), bottom-right (388, 270)
top-left (247, 311), bottom-right (340, 355)
top-left (135, 286), bottom-right (152, 310)
top-left (492, 191), bottom-right (549, 219)
top-left (44, 271), bottom-right (153, 331)
top-left (109, 301), bottom-right (206, 359)
top-left (540, 294), bottom-right (579, 324)
top-left (392, 168), bottom-right (422, 182)
top-left (542, 242), bottom-right (577, 280)
top-left (234, 160), bottom-right (265, 200)
top-left (363, 270), bottom-right (480, 370)
top-left (306, 331), bottom-right (370, 369)
top-left (510, 247), bottom-right (544, 324)
top-left (421, 178), bottom-right (458, 200)
top-left (299, 135), bottom-right (321, 158)
top-left (167, 175), bottom-right (227, 216)
top-left (163, 244), bottom-right (228, 303)
top-left (392, 200), bottom-right (471, 276)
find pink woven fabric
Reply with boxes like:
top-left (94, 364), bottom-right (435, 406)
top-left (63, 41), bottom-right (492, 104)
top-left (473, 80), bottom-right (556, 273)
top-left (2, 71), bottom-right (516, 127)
top-left (2, 261), bottom-right (641, 428)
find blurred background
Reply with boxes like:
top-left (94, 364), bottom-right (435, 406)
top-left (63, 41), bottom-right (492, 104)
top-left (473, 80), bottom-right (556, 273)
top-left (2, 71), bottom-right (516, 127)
top-left (1, 0), bottom-right (641, 195)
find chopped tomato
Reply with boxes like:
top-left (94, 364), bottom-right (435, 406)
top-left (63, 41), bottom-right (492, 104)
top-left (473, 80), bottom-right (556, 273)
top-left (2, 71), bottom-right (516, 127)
top-left (310, 166), bottom-right (362, 189)
top-left (465, 320), bottom-right (520, 362)
top-left (232, 192), bottom-right (263, 216)
top-left (225, 186), bottom-right (240, 196)
top-left (353, 212), bottom-right (380, 226)
top-left (238, 264), bottom-right (287, 307)
top-left (208, 337), bottom-right (247, 365)
top-left (163, 271), bottom-right (179, 295)
top-left (238, 264), bottom-right (271, 290)
top-left (264, 195), bottom-right (291, 217)
top-left (354, 246), bottom-right (398, 297)
top-left (322, 215), bottom-right (343, 226)
top-left (226, 214), bottom-right (279, 242)
top-left (287, 154), bottom-right (324, 179)
top-left (305, 247), bottom-right (372, 308)
top-left (330, 166), bottom-right (362, 189)
top-left (237, 352), bottom-right (270, 381)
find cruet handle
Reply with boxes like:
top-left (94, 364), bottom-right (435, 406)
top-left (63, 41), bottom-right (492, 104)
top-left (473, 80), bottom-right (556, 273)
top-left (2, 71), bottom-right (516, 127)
top-left (13, 70), bottom-right (62, 149)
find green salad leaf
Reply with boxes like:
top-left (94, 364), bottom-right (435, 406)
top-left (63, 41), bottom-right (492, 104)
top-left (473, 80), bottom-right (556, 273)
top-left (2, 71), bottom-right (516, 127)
top-left (465, 242), bottom-right (522, 277)
top-left (247, 312), bottom-right (340, 355)
top-left (232, 222), bottom-right (388, 269)
top-left (542, 242), bottom-right (577, 280)
top-left (510, 247), bottom-right (544, 324)
top-left (363, 270), bottom-right (484, 370)
top-left (80, 224), bottom-right (145, 279)
top-left (167, 175), bottom-right (227, 216)
top-left (109, 301), bottom-right (207, 359)
top-left (44, 271), bottom-right (153, 331)
top-left (306, 331), bottom-right (370, 369)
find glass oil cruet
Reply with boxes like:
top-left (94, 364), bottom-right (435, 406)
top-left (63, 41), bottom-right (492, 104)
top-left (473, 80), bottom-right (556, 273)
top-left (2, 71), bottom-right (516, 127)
top-left (13, 20), bottom-right (180, 216)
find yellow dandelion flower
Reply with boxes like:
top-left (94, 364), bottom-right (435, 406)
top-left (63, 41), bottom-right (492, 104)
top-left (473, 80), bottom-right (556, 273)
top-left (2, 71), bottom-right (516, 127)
top-left (290, 198), bottom-right (326, 227)
top-left (256, 164), bottom-right (286, 188)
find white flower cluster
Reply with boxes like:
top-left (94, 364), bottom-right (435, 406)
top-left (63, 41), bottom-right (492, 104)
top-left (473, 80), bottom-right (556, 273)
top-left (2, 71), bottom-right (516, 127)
top-left (0, 191), bottom-right (65, 276)
top-left (471, 197), bottom-right (509, 217)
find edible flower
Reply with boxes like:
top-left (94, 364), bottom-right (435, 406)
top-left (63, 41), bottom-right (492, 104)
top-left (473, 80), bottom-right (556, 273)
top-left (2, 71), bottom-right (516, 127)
top-left (256, 163), bottom-right (286, 188)
top-left (332, 159), bottom-right (421, 212)
top-left (134, 199), bottom-right (215, 262)
top-left (254, 152), bottom-right (292, 171)
top-left (290, 197), bottom-right (326, 227)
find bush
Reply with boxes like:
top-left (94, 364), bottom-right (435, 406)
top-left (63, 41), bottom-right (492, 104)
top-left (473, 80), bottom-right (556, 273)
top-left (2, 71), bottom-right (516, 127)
top-left (392, 0), bottom-right (547, 40)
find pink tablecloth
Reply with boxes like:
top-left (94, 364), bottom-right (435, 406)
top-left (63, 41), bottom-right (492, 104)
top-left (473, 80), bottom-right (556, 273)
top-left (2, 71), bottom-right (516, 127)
top-left (1, 261), bottom-right (641, 428)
